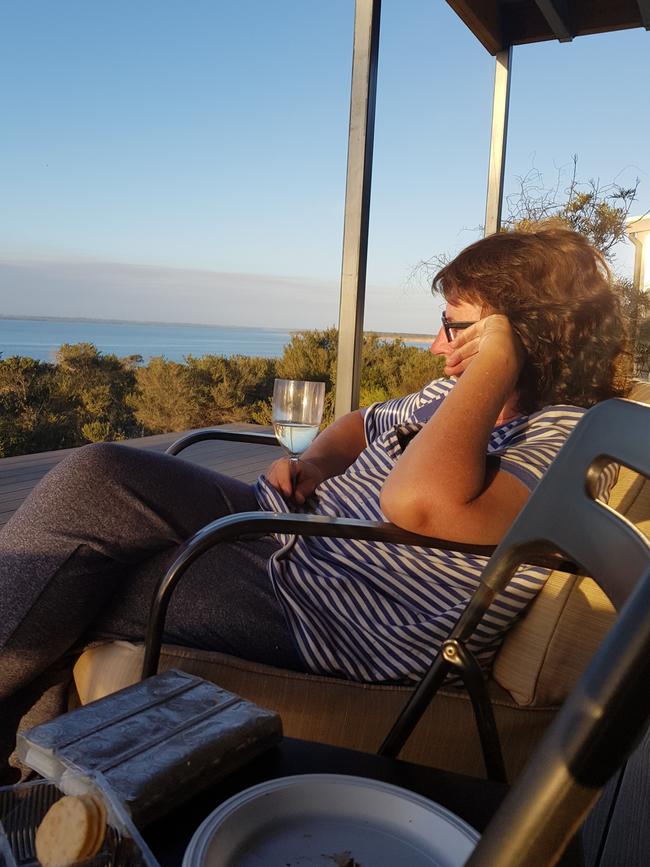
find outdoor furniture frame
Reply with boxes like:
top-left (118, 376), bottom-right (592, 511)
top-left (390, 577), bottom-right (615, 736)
top-left (468, 566), bottom-right (650, 863)
top-left (466, 399), bottom-right (650, 864)
top-left (139, 396), bottom-right (650, 797)
top-left (73, 384), bottom-right (649, 781)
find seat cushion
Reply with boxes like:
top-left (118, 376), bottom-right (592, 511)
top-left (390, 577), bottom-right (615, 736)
top-left (493, 380), bottom-right (650, 706)
top-left (73, 641), bottom-right (555, 780)
top-left (493, 573), bottom-right (614, 705)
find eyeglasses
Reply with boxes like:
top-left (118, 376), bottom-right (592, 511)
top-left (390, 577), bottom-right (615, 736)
top-left (441, 311), bottom-right (478, 342)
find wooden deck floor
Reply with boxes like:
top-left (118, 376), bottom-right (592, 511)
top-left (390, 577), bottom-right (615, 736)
top-left (0, 432), bottom-right (646, 865)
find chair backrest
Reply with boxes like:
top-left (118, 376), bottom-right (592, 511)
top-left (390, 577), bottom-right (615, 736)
top-left (467, 560), bottom-right (650, 866)
top-left (493, 382), bottom-right (650, 709)
top-left (381, 397), bottom-right (650, 776)
top-left (463, 396), bottom-right (650, 865)
top-left (478, 397), bottom-right (650, 612)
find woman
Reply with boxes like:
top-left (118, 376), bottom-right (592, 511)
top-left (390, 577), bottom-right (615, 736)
top-left (0, 226), bottom-right (628, 779)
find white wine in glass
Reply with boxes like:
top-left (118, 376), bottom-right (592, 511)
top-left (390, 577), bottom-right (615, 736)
top-left (272, 379), bottom-right (326, 486)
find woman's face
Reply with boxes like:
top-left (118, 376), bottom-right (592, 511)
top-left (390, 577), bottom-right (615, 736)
top-left (429, 298), bottom-right (484, 359)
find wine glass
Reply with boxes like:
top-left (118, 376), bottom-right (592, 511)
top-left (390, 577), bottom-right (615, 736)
top-left (272, 379), bottom-right (326, 489)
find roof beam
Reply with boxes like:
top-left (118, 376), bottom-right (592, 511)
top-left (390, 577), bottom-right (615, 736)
top-left (445, 1), bottom-right (504, 54)
top-left (533, 0), bottom-right (573, 41)
top-left (447, 1), bottom-right (645, 50)
top-left (636, 0), bottom-right (650, 28)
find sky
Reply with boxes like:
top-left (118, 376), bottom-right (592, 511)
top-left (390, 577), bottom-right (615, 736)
top-left (0, 1), bottom-right (648, 333)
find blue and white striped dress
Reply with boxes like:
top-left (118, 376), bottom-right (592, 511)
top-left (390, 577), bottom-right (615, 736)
top-left (255, 378), bottom-right (592, 683)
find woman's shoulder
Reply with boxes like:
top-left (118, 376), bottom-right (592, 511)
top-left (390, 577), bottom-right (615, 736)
top-left (528, 403), bottom-right (588, 425)
top-left (502, 403), bottom-right (587, 444)
top-left (420, 376), bottom-right (457, 401)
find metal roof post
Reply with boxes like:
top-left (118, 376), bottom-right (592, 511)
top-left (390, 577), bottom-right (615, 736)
top-left (334, 0), bottom-right (381, 418)
top-left (626, 217), bottom-right (650, 294)
top-left (484, 47), bottom-right (512, 236)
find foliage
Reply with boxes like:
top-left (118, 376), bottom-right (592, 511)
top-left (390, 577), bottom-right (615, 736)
top-left (129, 354), bottom-right (278, 433)
top-left (503, 160), bottom-right (649, 374)
top-left (0, 357), bottom-right (60, 457)
top-left (1, 331), bottom-right (444, 457)
top-left (186, 354), bottom-right (277, 426)
top-left (54, 343), bottom-right (138, 444)
top-left (360, 334), bottom-right (444, 406)
top-left (271, 328), bottom-right (339, 425)
top-left (0, 345), bottom-right (139, 456)
top-left (130, 352), bottom-right (276, 433)
top-left (415, 157), bottom-right (649, 376)
top-left (130, 357), bottom-right (196, 433)
top-left (504, 155), bottom-right (639, 260)
top-left (636, 316), bottom-right (650, 376)
top-left (613, 277), bottom-right (650, 373)
top-left (277, 328), bottom-right (339, 384)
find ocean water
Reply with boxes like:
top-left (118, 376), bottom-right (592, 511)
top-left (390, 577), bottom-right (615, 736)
top-left (0, 318), bottom-right (293, 363)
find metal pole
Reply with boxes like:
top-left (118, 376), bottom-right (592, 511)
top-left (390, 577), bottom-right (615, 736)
top-left (631, 234), bottom-right (647, 293)
top-left (334, 0), bottom-right (381, 418)
top-left (484, 47), bottom-right (512, 236)
top-left (626, 220), bottom-right (650, 380)
top-left (628, 228), bottom-right (649, 295)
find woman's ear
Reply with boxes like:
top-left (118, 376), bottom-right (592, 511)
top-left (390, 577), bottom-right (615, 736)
top-left (479, 303), bottom-right (497, 319)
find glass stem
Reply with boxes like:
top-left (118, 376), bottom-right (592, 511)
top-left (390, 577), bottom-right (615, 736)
top-left (289, 454), bottom-right (299, 495)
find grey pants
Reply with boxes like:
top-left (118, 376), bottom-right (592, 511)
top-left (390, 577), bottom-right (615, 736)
top-left (0, 442), bottom-right (305, 774)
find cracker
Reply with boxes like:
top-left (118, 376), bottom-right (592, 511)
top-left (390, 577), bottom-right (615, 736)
top-left (35, 793), bottom-right (106, 867)
top-left (81, 794), bottom-right (106, 860)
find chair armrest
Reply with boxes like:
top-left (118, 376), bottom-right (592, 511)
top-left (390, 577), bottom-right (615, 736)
top-left (142, 510), bottom-right (580, 679)
top-left (142, 512), bottom-right (498, 678)
top-left (166, 428), bottom-right (280, 455)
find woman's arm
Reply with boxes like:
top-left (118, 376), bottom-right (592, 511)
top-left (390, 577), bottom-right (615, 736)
top-left (266, 408), bottom-right (367, 504)
top-left (380, 315), bottom-right (529, 544)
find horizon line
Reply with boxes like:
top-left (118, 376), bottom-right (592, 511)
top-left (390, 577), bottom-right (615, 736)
top-left (0, 313), bottom-right (433, 340)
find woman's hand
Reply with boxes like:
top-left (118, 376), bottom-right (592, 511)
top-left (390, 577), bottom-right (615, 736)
top-left (265, 408), bottom-right (368, 505)
top-left (265, 457), bottom-right (326, 505)
top-left (380, 312), bottom-right (529, 544)
top-left (443, 314), bottom-right (525, 378)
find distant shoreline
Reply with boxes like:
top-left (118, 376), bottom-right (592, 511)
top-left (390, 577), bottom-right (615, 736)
top-left (0, 314), bottom-right (289, 333)
top-left (0, 314), bottom-right (432, 343)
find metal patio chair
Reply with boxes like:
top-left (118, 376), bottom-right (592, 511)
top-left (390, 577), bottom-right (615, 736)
top-left (464, 395), bottom-right (650, 863)
top-left (139, 394), bottom-right (650, 813)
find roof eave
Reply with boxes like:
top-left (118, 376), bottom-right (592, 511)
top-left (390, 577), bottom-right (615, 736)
top-left (446, 0), bottom-right (648, 55)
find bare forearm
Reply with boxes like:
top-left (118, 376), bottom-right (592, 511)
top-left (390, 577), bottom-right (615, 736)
top-left (301, 409), bottom-right (367, 480)
top-left (386, 343), bottom-right (518, 506)
top-left (380, 317), bottom-right (528, 542)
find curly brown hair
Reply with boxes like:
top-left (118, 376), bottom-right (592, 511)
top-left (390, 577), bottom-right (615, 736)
top-left (432, 226), bottom-right (630, 413)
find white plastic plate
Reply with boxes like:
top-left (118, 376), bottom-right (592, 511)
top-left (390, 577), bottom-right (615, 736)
top-left (183, 773), bottom-right (479, 867)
